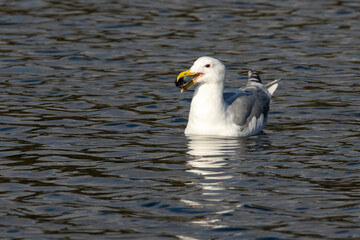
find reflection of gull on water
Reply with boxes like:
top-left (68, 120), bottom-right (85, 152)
top-left (181, 135), bottom-right (245, 230)
top-left (180, 135), bottom-right (271, 232)
top-left (185, 135), bottom-right (245, 199)
top-left (184, 135), bottom-right (271, 199)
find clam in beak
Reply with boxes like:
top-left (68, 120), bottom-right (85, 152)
top-left (175, 70), bottom-right (204, 92)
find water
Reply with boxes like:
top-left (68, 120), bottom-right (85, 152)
top-left (0, 0), bottom-right (359, 239)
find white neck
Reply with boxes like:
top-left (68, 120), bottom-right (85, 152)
top-left (185, 82), bottom-right (230, 135)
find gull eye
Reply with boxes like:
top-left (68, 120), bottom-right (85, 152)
top-left (205, 64), bottom-right (211, 68)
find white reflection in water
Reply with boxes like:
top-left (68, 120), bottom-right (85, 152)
top-left (186, 135), bottom-right (244, 195)
top-left (183, 135), bottom-right (249, 230)
top-left (186, 135), bottom-right (244, 190)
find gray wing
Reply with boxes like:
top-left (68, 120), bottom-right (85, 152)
top-left (225, 86), bottom-right (270, 127)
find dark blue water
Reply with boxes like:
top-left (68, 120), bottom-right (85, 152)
top-left (0, 0), bottom-right (359, 239)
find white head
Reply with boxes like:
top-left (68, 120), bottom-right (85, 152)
top-left (175, 56), bottom-right (226, 92)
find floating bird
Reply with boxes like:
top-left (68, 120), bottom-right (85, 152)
top-left (175, 56), bottom-right (279, 137)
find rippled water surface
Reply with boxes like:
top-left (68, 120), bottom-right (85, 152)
top-left (1, 0), bottom-right (360, 239)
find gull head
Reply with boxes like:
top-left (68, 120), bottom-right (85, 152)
top-left (175, 56), bottom-right (225, 92)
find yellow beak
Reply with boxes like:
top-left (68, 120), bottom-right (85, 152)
top-left (176, 69), bottom-right (203, 92)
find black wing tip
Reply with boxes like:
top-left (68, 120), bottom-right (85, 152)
top-left (248, 69), bottom-right (262, 84)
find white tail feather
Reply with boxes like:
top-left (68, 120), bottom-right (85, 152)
top-left (265, 79), bottom-right (280, 96)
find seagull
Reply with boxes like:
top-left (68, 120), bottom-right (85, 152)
top-left (175, 56), bottom-right (279, 137)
